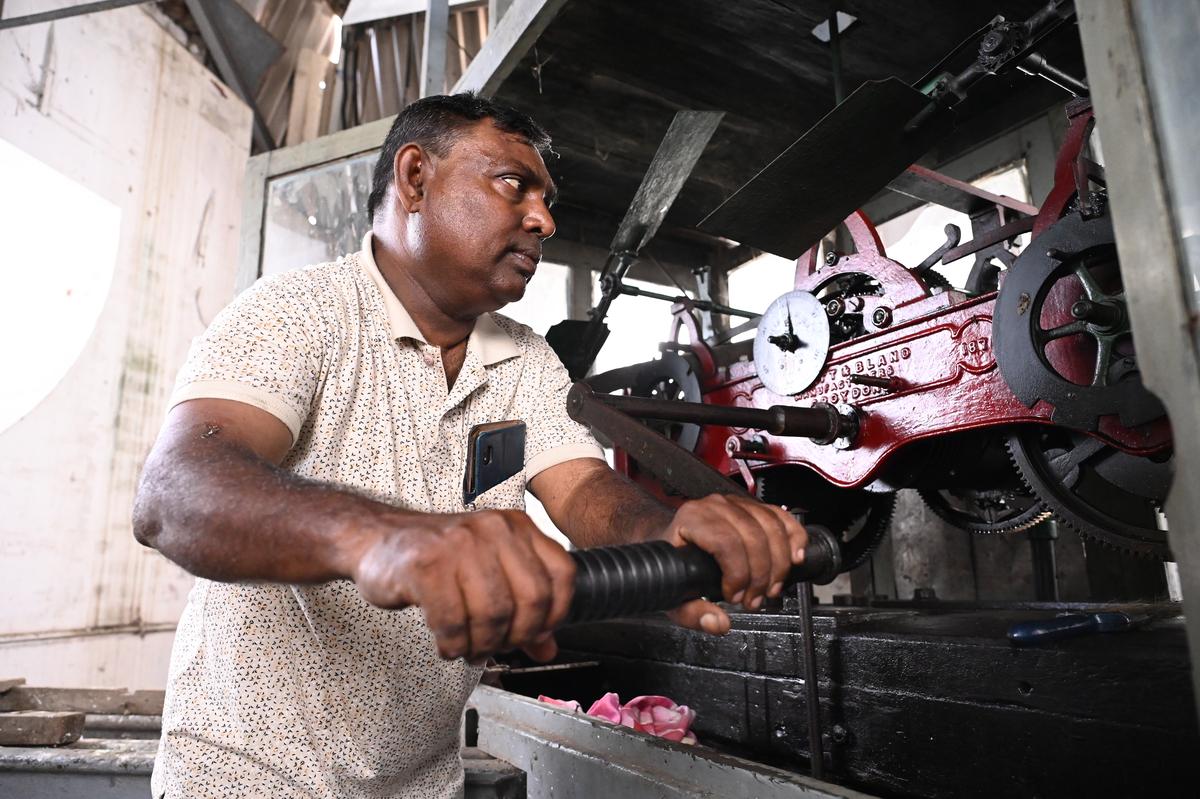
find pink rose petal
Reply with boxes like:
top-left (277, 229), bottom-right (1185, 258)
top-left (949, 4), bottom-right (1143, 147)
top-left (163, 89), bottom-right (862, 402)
top-left (537, 696), bottom-right (583, 713)
top-left (584, 693), bottom-right (699, 744)
top-left (585, 692), bottom-right (623, 724)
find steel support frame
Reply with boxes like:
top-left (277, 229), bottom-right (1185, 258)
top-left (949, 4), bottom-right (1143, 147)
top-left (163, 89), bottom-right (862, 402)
top-left (468, 685), bottom-right (873, 799)
top-left (1077, 2), bottom-right (1200, 721)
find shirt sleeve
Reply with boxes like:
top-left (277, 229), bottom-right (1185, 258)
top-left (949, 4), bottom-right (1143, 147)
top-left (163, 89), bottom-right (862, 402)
top-left (168, 272), bottom-right (326, 444)
top-left (517, 333), bottom-right (606, 482)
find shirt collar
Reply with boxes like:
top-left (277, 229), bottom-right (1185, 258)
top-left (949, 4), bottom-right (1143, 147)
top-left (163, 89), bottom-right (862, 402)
top-left (359, 232), bottom-right (522, 366)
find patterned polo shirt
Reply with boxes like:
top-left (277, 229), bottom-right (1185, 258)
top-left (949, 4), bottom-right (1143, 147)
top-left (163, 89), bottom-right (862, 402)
top-left (150, 233), bottom-right (604, 799)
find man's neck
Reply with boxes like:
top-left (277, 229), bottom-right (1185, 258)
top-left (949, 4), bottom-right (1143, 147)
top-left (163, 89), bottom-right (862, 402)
top-left (371, 233), bottom-right (475, 349)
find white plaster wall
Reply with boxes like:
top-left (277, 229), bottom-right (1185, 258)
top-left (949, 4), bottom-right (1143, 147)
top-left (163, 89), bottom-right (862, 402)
top-left (0, 1), bottom-right (252, 688)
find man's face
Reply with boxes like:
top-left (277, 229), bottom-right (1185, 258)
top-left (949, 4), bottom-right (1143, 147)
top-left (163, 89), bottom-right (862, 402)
top-left (409, 119), bottom-right (557, 317)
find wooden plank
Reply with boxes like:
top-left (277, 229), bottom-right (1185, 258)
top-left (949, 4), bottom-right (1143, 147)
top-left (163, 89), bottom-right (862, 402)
top-left (0, 711), bottom-right (85, 746)
top-left (265, 115), bottom-right (393, 177)
top-left (0, 679), bottom-right (26, 694)
top-left (421, 0), bottom-right (450, 97)
top-left (0, 687), bottom-right (164, 716)
top-left (453, 0), bottom-right (566, 96)
top-left (286, 48), bottom-right (332, 146)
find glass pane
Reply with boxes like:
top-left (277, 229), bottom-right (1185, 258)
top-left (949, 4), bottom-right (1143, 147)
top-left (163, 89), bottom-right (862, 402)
top-left (261, 151), bottom-right (378, 276)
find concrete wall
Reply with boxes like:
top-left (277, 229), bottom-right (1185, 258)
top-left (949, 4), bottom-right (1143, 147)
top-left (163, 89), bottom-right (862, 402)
top-left (0, 2), bottom-right (251, 687)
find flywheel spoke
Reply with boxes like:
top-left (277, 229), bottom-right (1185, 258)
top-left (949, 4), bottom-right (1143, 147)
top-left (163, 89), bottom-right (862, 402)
top-left (1073, 262), bottom-right (1105, 300)
top-left (1092, 336), bottom-right (1114, 387)
top-left (1040, 319), bottom-right (1088, 342)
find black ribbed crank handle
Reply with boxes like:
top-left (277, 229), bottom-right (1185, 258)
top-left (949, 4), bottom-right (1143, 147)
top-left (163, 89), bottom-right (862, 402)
top-left (563, 524), bottom-right (842, 625)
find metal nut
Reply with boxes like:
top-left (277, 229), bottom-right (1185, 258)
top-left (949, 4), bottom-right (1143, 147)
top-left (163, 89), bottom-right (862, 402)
top-left (871, 307), bottom-right (892, 328)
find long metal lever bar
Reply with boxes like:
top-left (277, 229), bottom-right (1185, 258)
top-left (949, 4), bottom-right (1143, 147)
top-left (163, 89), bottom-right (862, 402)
top-left (590, 389), bottom-right (856, 442)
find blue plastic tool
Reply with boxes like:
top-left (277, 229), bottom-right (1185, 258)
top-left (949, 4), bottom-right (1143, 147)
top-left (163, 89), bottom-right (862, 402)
top-left (1007, 611), bottom-right (1145, 645)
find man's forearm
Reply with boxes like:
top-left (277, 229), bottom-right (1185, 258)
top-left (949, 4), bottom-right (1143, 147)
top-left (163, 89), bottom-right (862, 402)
top-left (133, 436), bottom-right (403, 584)
top-left (556, 463), bottom-right (674, 548)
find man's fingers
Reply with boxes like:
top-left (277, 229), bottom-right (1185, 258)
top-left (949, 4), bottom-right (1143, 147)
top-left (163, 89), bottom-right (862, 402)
top-left (771, 504), bottom-right (809, 564)
top-left (418, 573), bottom-right (471, 660)
top-left (494, 526), bottom-right (554, 652)
top-left (667, 599), bottom-right (730, 635)
top-left (529, 530), bottom-right (576, 631)
top-left (681, 508), bottom-right (752, 605)
top-left (728, 506), bottom-right (775, 608)
top-left (686, 499), bottom-right (772, 607)
top-left (739, 500), bottom-right (795, 596)
top-left (456, 538), bottom-right (514, 659)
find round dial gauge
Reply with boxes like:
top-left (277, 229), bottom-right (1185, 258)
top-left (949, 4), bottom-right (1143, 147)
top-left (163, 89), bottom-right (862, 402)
top-left (753, 290), bottom-right (831, 396)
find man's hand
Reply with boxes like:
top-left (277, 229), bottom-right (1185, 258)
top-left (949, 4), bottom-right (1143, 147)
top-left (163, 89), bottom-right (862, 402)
top-left (654, 494), bottom-right (807, 636)
top-left (351, 509), bottom-right (576, 663)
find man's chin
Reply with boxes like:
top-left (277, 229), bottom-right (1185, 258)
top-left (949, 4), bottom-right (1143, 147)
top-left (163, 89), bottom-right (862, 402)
top-left (494, 280), bottom-right (529, 307)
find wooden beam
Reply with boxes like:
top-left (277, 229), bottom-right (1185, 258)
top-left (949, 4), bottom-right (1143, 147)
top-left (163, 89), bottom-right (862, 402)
top-left (453, 0), bottom-right (567, 96)
top-left (421, 0), bottom-right (449, 97)
top-left (0, 687), bottom-right (164, 716)
top-left (0, 711), bottom-right (84, 746)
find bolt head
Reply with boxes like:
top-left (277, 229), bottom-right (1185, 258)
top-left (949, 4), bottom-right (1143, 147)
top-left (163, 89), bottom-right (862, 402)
top-left (872, 307), bottom-right (892, 327)
top-left (824, 251), bottom-right (839, 266)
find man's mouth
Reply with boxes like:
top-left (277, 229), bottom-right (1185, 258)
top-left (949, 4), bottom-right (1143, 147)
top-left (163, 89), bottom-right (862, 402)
top-left (509, 248), bottom-right (540, 282)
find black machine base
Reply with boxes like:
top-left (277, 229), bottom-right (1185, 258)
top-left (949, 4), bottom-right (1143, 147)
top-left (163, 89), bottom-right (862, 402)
top-left (500, 601), bottom-right (1195, 798)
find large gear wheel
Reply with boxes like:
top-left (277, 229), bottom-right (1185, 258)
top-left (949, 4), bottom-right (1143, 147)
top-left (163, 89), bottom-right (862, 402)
top-left (918, 486), bottom-right (1049, 534)
top-left (994, 210), bottom-right (1166, 430)
top-left (758, 467), bottom-right (896, 571)
top-left (631, 352), bottom-right (702, 452)
top-left (1005, 426), bottom-right (1173, 559)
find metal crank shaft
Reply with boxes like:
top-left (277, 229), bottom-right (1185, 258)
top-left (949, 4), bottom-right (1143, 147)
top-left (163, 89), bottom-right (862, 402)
top-left (592, 391), bottom-right (854, 441)
top-left (564, 525), bottom-right (842, 625)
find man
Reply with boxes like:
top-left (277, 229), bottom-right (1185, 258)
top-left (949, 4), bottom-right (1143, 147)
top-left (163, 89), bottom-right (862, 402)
top-left (133, 93), bottom-right (807, 798)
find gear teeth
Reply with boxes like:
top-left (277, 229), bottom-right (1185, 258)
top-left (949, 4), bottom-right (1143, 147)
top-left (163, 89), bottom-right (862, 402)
top-left (1003, 431), bottom-right (1170, 559)
top-left (840, 493), bottom-right (897, 572)
top-left (917, 486), bottom-right (1050, 535)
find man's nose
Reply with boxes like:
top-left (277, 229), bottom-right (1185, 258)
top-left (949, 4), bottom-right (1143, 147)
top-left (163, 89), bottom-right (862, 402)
top-left (524, 199), bottom-right (556, 240)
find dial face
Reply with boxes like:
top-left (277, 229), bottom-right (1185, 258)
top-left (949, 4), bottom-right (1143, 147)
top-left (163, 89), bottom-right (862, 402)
top-left (753, 290), bottom-right (831, 396)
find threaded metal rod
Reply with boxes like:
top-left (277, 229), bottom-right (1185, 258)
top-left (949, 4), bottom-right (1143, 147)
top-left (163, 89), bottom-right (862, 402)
top-left (594, 392), bottom-right (849, 440)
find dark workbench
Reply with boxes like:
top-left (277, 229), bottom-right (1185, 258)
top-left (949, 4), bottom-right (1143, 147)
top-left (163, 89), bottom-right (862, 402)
top-left (508, 603), bottom-right (1196, 798)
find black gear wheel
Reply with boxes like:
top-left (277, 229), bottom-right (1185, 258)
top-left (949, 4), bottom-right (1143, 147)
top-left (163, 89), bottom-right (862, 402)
top-left (814, 272), bottom-right (885, 345)
top-left (918, 486), bottom-right (1049, 534)
top-left (1005, 426), bottom-right (1173, 559)
top-left (758, 467), bottom-right (895, 571)
top-left (994, 210), bottom-right (1166, 430)
top-left (630, 352), bottom-right (702, 452)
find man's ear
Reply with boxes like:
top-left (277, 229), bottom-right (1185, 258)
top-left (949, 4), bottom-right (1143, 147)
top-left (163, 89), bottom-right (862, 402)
top-left (393, 143), bottom-right (428, 213)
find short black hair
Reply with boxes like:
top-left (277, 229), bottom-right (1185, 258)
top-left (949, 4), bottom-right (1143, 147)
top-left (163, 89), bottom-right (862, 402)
top-left (367, 92), bottom-right (553, 220)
